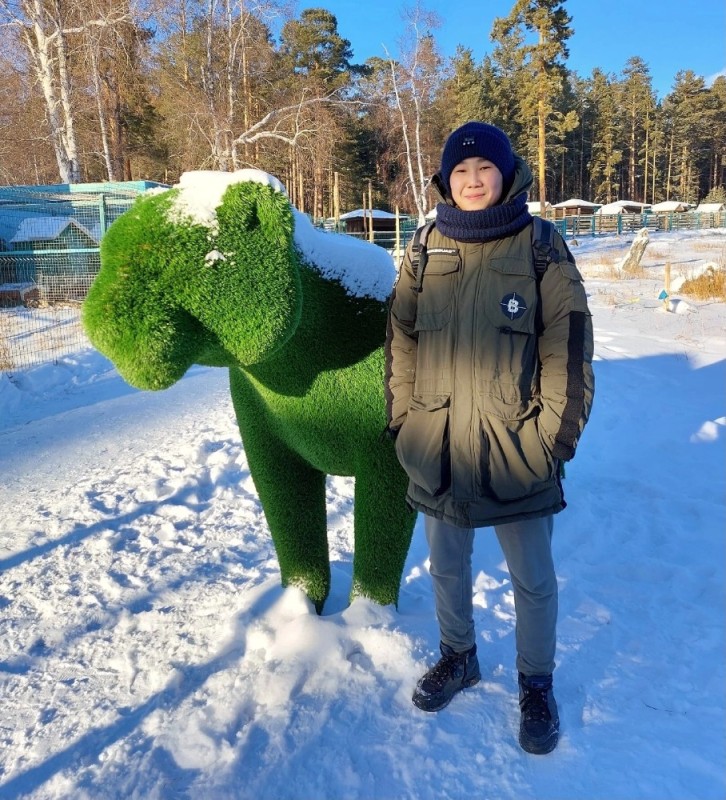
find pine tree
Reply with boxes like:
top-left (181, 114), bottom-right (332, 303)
top-left (491, 0), bottom-right (573, 208)
top-left (588, 68), bottom-right (623, 203)
top-left (705, 76), bottom-right (726, 196)
top-left (566, 73), bottom-right (591, 200)
top-left (549, 75), bottom-right (579, 201)
top-left (279, 8), bottom-right (362, 93)
top-left (278, 9), bottom-right (363, 213)
top-left (620, 57), bottom-right (656, 202)
top-left (662, 71), bottom-right (713, 203)
top-left (439, 46), bottom-right (485, 130)
top-left (483, 29), bottom-right (529, 156)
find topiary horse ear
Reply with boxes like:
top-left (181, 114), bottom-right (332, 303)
top-left (254, 187), bottom-right (295, 245)
top-left (216, 183), bottom-right (259, 231)
top-left (216, 182), bottom-right (294, 245)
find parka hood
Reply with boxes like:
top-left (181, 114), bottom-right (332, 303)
top-left (505, 155), bottom-right (534, 202)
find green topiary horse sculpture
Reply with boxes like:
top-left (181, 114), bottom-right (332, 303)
top-left (83, 170), bottom-right (416, 612)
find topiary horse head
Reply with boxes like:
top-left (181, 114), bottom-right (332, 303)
top-left (83, 170), bottom-right (416, 612)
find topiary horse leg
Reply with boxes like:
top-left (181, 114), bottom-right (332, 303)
top-left (229, 371), bottom-right (330, 612)
top-left (351, 444), bottom-right (417, 607)
top-left (252, 448), bottom-right (329, 612)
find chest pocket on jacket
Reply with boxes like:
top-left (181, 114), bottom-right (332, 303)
top-left (479, 256), bottom-right (539, 411)
top-left (482, 257), bottom-right (537, 335)
top-left (414, 251), bottom-right (460, 331)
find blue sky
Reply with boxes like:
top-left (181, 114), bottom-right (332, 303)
top-left (297, 0), bottom-right (725, 99)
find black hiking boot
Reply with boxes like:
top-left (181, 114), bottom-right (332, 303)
top-left (412, 643), bottom-right (481, 712)
top-left (518, 672), bottom-right (560, 754)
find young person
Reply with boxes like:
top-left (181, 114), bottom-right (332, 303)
top-left (385, 122), bottom-right (595, 754)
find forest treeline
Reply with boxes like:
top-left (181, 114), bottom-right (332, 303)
top-left (0, 0), bottom-right (724, 219)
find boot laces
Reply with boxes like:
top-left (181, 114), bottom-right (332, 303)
top-left (426, 653), bottom-right (462, 690)
top-left (521, 684), bottom-right (551, 722)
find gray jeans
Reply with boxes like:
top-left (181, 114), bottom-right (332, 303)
top-left (425, 514), bottom-right (557, 676)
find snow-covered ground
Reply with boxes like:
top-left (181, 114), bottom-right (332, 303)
top-left (1, 228), bottom-right (725, 800)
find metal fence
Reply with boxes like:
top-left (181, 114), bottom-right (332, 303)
top-left (1, 197), bottom-right (725, 374)
top-left (0, 184), bottom-right (152, 371)
top-left (342, 210), bottom-right (726, 250)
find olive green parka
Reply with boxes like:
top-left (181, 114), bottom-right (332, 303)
top-left (385, 157), bottom-right (595, 528)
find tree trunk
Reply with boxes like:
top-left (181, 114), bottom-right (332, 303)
top-left (333, 170), bottom-right (340, 225)
top-left (289, 145), bottom-right (297, 207)
top-left (368, 179), bottom-right (373, 242)
top-left (643, 116), bottom-right (649, 205)
top-left (225, 0), bottom-right (238, 168)
top-left (54, 21), bottom-right (81, 182)
top-left (388, 49), bottom-right (429, 224)
top-left (577, 115), bottom-right (585, 197)
top-left (652, 126), bottom-right (658, 204)
top-left (679, 144), bottom-right (689, 201)
top-left (90, 46), bottom-right (115, 181)
top-left (241, 26), bottom-right (250, 161)
top-left (629, 102), bottom-right (636, 199)
top-left (25, 0), bottom-right (76, 182)
top-left (709, 147), bottom-right (721, 191)
top-left (314, 165), bottom-right (322, 220)
top-left (538, 96), bottom-right (546, 209)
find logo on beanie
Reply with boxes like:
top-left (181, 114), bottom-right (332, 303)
top-left (500, 292), bottom-right (528, 320)
top-left (462, 136), bottom-right (476, 147)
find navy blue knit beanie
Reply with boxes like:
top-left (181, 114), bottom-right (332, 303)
top-left (440, 122), bottom-right (515, 194)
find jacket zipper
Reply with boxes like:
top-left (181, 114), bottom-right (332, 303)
top-left (450, 247), bottom-right (461, 499)
top-left (470, 248), bottom-right (485, 499)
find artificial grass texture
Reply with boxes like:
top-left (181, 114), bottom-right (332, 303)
top-left (84, 184), bottom-right (302, 387)
top-left (84, 180), bottom-right (416, 611)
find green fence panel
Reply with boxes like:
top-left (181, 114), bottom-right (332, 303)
top-left (0, 182), bottom-right (154, 371)
top-left (2, 194), bottom-right (725, 374)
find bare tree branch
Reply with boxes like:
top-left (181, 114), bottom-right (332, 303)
top-left (232, 91), bottom-right (341, 147)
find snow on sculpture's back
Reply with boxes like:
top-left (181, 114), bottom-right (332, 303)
top-left (83, 170), bottom-right (416, 612)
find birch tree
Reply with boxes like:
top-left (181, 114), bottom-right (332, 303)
top-left (152, 0), bottom-right (352, 178)
top-left (1, 0), bottom-right (79, 181)
top-left (0, 0), bottom-right (133, 182)
top-left (79, 0), bottom-right (159, 181)
top-left (385, 3), bottom-right (443, 223)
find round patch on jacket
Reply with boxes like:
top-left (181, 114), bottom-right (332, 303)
top-left (500, 292), bottom-right (528, 320)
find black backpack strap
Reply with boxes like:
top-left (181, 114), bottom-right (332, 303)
top-left (531, 217), bottom-right (561, 279)
top-left (531, 217), bottom-right (562, 335)
top-left (410, 220), bottom-right (436, 293)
